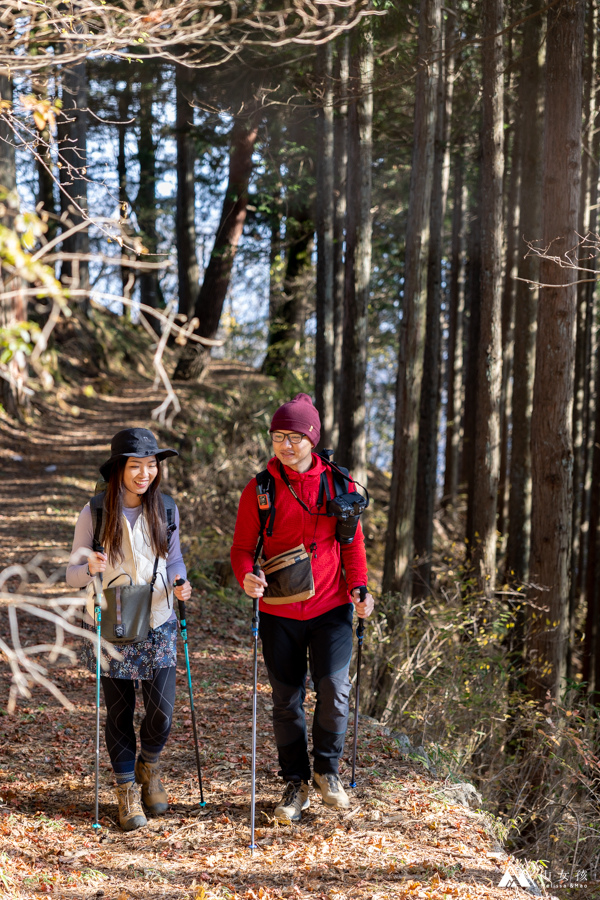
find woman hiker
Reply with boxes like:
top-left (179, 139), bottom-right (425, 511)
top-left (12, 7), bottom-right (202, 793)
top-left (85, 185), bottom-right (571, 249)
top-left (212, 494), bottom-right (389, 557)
top-left (66, 428), bottom-right (192, 831)
top-left (231, 393), bottom-right (375, 824)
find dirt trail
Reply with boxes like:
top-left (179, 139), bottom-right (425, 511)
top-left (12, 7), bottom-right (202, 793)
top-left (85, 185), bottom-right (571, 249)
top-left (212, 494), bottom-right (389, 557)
top-left (0, 378), bottom-right (539, 900)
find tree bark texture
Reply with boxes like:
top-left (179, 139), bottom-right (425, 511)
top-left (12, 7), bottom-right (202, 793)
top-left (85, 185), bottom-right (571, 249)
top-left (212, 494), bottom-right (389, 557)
top-left (463, 168), bottom-right (482, 551)
top-left (505, 0), bottom-right (543, 585)
top-left (176, 64), bottom-right (200, 321)
top-left (569, 2), bottom-right (597, 676)
top-left (332, 36), bottom-right (350, 450)
top-left (315, 42), bottom-right (336, 450)
top-left (496, 124), bottom-right (520, 537)
top-left (382, 0), bottom-right (441, 594)
top-left (442, 149), bottom-right (465, 508)
top-left (471, 0), bottom-right (504, 596)
top-left (527, 0), bottom-right (584, 702)
top-left (175, 112), bottom-right (259, 380)
top-left (414, 7), bottom-right (454, 596)
top-left (337, 23), bottom-right (374, 486)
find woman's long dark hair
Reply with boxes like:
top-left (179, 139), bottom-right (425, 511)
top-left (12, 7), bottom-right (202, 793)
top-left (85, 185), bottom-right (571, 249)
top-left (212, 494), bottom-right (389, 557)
top-left (103, 457), bottom-right (169, 567)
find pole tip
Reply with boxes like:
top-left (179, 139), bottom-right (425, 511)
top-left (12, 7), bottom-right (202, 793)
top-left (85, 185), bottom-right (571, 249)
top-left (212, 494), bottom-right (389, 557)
top-left (199, 801), bottom-right (207, 808)
top-left (349, 781), bottom-right (357, 789)
top-left (92, 822), bottom-right (101, 831)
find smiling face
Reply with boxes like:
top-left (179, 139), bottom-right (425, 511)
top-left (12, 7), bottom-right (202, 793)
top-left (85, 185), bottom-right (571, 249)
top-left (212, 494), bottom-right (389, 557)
top-left (122, 456), bottom-right (158, 505)
top-left (271, 431), bottom-right (314, 473)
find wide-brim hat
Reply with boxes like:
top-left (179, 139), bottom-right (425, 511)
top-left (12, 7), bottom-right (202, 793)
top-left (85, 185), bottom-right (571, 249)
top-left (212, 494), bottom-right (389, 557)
top-left (99, 428), bottom-right (178, 480)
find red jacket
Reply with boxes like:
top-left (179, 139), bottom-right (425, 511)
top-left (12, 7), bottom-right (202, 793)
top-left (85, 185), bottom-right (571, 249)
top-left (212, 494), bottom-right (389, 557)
top-left (230, 454), bottom-right (368, 620)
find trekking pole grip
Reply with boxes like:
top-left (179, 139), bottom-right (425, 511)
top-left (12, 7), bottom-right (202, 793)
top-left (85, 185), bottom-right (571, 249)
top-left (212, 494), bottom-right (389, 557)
top-left (357, 586), bottom-right (367, 639)
top-left (173, 578), bottom-right (186, 623)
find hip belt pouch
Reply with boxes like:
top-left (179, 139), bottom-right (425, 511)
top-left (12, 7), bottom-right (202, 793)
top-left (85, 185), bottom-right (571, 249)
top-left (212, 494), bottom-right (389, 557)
top-left (261, 544), bottom-right (315, 605)
top-left (100, 573), bottom-right (154, 645)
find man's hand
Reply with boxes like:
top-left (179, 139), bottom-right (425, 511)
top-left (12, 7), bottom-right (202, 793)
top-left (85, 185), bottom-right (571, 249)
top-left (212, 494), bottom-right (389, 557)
top-left (244, 569), bottom-right (267, 599)
top-left (351, 588), bottom-right (375, 619)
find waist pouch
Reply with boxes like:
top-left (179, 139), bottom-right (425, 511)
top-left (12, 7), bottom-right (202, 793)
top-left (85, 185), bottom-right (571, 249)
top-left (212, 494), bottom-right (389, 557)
top-left (261, 544), bottom-right (315, 605)
top-left (100, 574), bottom-right (153, 644)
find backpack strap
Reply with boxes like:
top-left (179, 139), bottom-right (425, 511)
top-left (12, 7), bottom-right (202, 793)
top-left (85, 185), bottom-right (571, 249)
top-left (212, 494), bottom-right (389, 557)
top-left (254, 469), bottom-right (275, 564)
top-left (317, 452), bottom-right (351, 515)
top-left (90, 492), bottom-right (106, 551)
top-left (89, 491), bottom-right (177, 552)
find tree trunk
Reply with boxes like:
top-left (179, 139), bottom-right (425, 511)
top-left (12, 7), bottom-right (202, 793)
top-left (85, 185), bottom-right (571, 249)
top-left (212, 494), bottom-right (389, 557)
top-left (0, 71), bottom-right (25, 419)
top-left (262, 206), bottom-right (314, 378)
top-left (57, 61), bottom-right (90, 300)
top-left (175, 111), bottom-right (259, 380)
top-left (382, 0), bottom-right (441, 594)
top-left (471, 0), bottom-right (504, 595)
top-left (315, 42), bottom-right (336, 450)
top-left (505, 0), bottom-right (543, 586)
top-left (496, 123), bottom-right (520, 538)
top-left (413, 6), bottom-right (454, 596)
top-left (337, 22), bottom-right (374, 485)
top-left (332, 36), bottom-right (350, 450)
top-left (117, 84), bottom-right (136, 314)
top-left (442, 148), bottom-right (465, 509)
top-left (527, 0), bottom-right (584, 702)
top-left (176, 64), bottom-right (200, 321)
top-left (462, 166), bottom-right (482, 550)
top-left (136, 74), bottom-right (163, 324)
top-left (569, 2), bottom-right (597, 680)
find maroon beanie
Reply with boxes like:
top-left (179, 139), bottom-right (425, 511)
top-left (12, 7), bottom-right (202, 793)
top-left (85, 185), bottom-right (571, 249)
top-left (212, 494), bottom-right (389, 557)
top-left (270, 393), bottom-right (321, 447)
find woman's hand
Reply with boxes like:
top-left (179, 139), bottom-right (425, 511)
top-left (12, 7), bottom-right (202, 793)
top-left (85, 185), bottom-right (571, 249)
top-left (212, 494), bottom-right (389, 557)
top-left (173, 576), bottom-right (192, 602)
top-left (87, 550), bottom-right (107, 577)
top-left (244, 569), bottom-right (267, 599)
top-left (351, 588), bottom-right (375, 619)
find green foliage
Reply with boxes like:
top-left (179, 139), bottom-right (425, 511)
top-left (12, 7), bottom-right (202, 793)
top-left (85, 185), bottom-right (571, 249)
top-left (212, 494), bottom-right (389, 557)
top-left (0, 321), bottom-right (41, 367)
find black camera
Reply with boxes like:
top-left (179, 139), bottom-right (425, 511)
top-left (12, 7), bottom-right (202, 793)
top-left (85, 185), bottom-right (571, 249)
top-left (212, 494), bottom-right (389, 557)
top-left (327, 491), bottom-right (369, 544)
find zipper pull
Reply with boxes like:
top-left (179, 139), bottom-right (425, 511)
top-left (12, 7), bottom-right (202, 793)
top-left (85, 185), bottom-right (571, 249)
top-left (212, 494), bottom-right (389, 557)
top-left (310, 541), bottom-right (317, 561)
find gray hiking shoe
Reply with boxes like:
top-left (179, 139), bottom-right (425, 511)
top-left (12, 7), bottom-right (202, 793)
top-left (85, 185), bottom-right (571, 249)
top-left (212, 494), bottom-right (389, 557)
top-left (274, 781), bottom-right (310, 823)
top-left (312, 772), bottom-right (351, 809)
top-left (115, 781), bottom-right (147, 831)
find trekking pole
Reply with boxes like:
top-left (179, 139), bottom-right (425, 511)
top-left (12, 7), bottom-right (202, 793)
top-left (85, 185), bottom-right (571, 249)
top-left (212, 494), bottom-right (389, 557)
top-left (250, 564), bottom-right (261, 855)
top-left (92, 547), bottom-right (105, 833)
top-left (350, 586), bottom-right (367, 789)
top-left (174, 579), bottom-right (206, 807)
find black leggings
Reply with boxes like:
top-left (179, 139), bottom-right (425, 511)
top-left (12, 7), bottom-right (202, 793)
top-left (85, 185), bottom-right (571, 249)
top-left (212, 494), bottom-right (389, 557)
top-left (101, 667), bottom-right (176, 779)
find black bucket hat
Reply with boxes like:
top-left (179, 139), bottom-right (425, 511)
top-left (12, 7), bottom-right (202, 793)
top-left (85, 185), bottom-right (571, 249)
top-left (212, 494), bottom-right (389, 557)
top-left (99, 428), bottom-right (178, 480)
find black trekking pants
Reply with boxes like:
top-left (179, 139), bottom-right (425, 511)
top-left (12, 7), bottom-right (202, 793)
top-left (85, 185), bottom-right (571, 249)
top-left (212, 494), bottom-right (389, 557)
top-left (101, 666), bottom-right (176, 779)
top-left (259, 604), bottom-right (353, 784)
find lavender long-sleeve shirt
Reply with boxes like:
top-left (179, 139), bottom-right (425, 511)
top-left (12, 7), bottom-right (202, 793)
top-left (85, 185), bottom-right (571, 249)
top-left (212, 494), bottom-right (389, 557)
top-left (66, 503), bottom-right (187, 590)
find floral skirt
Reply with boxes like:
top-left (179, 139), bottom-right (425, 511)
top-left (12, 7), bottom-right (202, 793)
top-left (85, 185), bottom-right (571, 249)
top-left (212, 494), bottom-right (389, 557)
top-left (80, 617), bottom-right (178, 680)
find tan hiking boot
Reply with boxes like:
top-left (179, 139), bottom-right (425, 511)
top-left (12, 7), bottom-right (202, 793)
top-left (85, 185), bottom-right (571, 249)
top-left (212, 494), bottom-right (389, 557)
top-left (134, 758), bottom-right (169, 815)
top-left (115, 781), bottom-right (147, 831)
top-left (274, 781), bottom-right (310, 823)
top-left (312, 772), bottom-right (350, 809)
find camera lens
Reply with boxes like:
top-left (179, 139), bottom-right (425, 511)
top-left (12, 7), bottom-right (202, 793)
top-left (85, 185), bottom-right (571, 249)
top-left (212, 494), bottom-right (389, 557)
top-left (336, 515), bottom-right (359, 544)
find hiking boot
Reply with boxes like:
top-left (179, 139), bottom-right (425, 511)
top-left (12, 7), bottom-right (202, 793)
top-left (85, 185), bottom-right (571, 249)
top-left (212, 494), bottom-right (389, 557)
top-left (115, 781), bottom-right (147, 831)
top-left (274, 781), bottom-right (310, 823)
top-left (135, 758), bottom-right (169, 815)
top-left (312, 772), bottom-right (351, 809)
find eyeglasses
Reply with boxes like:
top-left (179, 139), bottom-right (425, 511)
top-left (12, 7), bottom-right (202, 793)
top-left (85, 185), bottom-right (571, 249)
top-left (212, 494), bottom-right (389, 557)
top-left (271, 431), bottom-right (307, 444)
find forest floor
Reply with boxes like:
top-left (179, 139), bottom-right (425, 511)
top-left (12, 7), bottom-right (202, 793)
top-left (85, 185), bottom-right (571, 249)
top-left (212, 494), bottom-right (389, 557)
top-left (0, 371), bottom-right (564, 900)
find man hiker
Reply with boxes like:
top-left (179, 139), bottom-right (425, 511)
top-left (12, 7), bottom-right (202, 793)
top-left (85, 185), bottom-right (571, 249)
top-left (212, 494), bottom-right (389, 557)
top-left (231, 394), bottom-right (374, 823)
